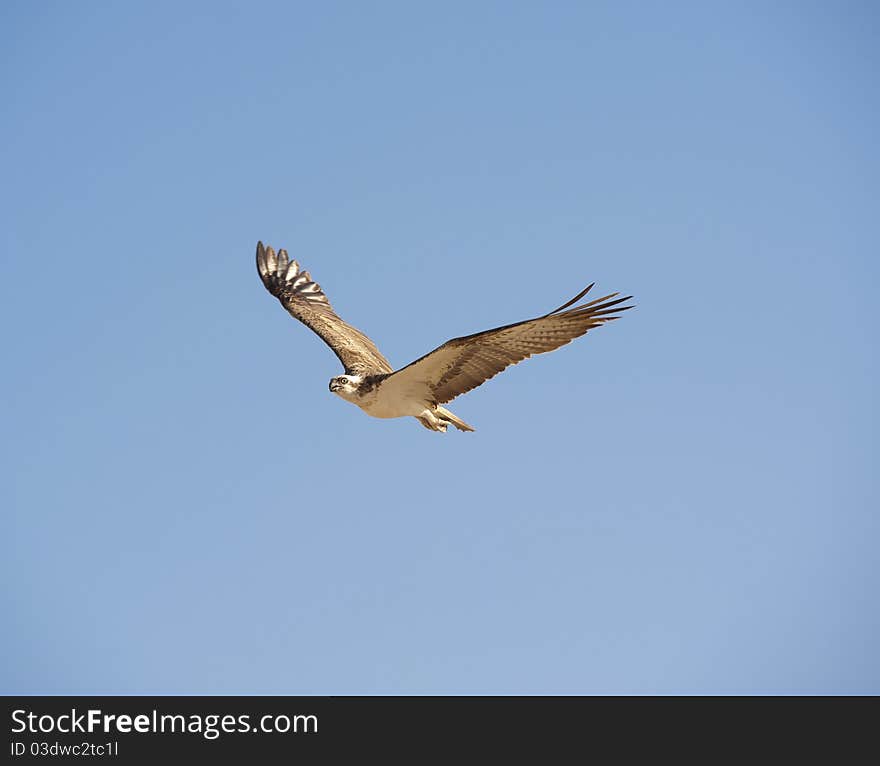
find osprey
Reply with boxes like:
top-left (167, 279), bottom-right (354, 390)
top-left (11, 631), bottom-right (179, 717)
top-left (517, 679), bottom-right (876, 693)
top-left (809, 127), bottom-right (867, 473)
top-left (256, 242), bottom-right (632, 433)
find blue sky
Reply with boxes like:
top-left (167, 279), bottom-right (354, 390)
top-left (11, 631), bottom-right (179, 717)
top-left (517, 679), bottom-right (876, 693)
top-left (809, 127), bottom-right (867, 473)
top-left (2, 2), bottom-right (877, 694)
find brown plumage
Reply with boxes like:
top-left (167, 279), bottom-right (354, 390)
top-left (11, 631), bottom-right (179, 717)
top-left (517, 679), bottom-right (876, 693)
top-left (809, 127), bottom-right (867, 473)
top-left (377, 285), bottom-right (632, 408)
top-left (256, 240), bottom-right (633, 432)
top-left (256, 242), bottom-right (393, 375)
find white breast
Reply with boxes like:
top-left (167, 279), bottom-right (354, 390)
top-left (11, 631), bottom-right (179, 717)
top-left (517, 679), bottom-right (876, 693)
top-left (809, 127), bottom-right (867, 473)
top-left (356, 381), bottom-right (430, 420)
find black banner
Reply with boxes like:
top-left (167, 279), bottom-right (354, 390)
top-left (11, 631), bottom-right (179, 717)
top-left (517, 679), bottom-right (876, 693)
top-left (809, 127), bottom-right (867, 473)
top-left (3, 696), bottom-right (876, 761)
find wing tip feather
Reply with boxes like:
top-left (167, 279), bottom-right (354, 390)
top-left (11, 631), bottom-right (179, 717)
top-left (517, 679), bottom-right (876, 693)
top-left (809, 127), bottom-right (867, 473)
top-left (546, 283), bottom-right (595, 316)
top-left (256, 240), bottom-right (270, 282)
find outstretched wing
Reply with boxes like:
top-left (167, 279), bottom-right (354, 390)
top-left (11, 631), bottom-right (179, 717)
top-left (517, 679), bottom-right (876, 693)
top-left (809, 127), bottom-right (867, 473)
top-left (380, 284), bottom-right (632, 404)
top-left (256, 242), bottom-right (393, 375)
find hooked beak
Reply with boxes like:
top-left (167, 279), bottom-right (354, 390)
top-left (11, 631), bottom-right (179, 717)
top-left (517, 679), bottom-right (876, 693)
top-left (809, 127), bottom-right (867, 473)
top-left (329, 381), bottom-right (341, 392)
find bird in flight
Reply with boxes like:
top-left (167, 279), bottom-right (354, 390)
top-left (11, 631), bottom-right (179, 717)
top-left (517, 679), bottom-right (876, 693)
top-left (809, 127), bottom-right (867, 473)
top-left (256, 242), bottom-right (632, 433)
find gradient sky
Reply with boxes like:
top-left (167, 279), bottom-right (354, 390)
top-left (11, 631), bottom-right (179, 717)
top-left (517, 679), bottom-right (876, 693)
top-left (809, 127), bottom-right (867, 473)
top-left (2, 2), bottom-right (877, 694)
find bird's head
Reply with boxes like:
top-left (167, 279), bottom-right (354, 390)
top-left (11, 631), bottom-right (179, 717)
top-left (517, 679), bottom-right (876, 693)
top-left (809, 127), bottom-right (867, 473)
top-left (329, 374), bottom-right (362, 399)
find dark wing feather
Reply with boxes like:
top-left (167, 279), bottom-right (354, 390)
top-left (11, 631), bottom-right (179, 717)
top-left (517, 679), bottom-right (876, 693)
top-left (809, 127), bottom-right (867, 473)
top-left (256, 242), bottom-right (393, 375)
top-left (380, 284), bottom-right (632, 404)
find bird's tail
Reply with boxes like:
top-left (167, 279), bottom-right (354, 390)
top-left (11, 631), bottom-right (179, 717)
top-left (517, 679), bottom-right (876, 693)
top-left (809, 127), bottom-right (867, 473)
top-left (436, 406), bottom-right (475, 433)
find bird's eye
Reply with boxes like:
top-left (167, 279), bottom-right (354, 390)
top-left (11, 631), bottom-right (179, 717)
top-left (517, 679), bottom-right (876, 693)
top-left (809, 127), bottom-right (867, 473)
top-left (339, 377), bottom-right (347, 384)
